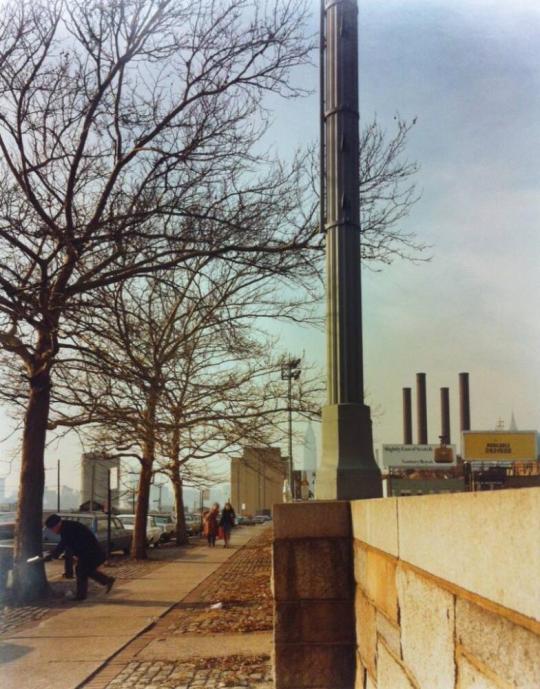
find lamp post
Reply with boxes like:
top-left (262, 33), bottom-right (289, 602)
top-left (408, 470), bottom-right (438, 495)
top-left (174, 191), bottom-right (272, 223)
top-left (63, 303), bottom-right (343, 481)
top-left (281, 357), bottom-right (301, 500)
top-left (316, 0), bottom-right (382, 499)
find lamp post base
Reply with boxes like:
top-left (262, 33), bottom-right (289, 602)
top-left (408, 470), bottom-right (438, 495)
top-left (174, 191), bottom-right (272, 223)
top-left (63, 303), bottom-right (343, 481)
top-left (315, 403), bottom-right (383, 500)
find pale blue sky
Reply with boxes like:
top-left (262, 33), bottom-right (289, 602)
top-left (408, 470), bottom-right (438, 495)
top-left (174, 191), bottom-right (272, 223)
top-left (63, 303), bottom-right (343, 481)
top-left (1, 0), bottom-right (539, 493)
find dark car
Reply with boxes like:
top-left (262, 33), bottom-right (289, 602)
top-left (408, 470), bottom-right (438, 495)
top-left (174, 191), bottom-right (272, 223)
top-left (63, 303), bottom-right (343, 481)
top-left (43, 512), bottom-right (132, 555)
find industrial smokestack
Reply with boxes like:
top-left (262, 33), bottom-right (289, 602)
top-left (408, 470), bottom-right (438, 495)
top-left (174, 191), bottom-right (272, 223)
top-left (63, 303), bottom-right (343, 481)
top-left (416, 373), bottom-right (428, 444)
top-left (440, 387), bottom-right (450, 444)
top-left (403, 387), bottom-right (412, 444)
top-left (459, 372), bottom-right (471, 432)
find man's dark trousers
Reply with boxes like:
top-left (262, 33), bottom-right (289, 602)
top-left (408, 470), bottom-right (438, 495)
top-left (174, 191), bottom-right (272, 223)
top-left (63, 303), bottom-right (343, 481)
top-left (76, 559), bottom-right (111, 599)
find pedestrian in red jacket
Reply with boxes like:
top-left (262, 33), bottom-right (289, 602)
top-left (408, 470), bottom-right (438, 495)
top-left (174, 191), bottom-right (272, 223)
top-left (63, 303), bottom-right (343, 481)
top-left (204, 503), bottom-right (220, 547)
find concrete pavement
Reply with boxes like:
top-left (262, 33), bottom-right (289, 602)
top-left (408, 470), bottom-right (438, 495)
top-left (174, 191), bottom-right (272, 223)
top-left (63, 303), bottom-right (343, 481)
top-left (0, 525), bottom-right (267, 689)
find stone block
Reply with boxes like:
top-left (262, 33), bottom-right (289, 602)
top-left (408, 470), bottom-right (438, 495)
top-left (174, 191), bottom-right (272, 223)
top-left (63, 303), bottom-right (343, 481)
top-left (397, 488), bottom-right (540, 621)
top-left (397, 567), bottom-right (455, 689)
top-left (355, 656), bottom-right (366, 689)
top-left (354, 544), bottom-right (399, 623)
top-left (351, 498), bottom-right (398, 557)
top-left (273, 501), bottom-right (351, 540)
top-left (274, 643), bottom-right (355, 689)
top-left (275, 599), bottom-right (355, 644)
top-left (273, 538), bottom-right (353, 601)
top-left (365, 674), bottom-right (377, 689)
top-left (457, 653), bottom-right (506, 689)
top-left (377, 642), bottom-right (417, 689)
top-left (355, 587), bottom-right (377, 679)
top-left (376, 611), bottom-right (401, 659)
top-left (456, 598), bottom-right (540, 689)
top-left (353, 539), bottom-right (367, 588)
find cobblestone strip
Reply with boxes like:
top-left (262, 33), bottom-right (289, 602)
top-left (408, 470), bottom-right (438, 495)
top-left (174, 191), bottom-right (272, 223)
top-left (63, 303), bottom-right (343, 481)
top-left (103, 656), bottom-right (272, 689)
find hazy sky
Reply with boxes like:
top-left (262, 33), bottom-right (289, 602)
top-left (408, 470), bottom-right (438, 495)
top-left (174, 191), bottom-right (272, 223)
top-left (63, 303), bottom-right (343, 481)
top-left (272, 0), bottom-right (540, 458)
top-left (1, 0), bottom-right (539, 493)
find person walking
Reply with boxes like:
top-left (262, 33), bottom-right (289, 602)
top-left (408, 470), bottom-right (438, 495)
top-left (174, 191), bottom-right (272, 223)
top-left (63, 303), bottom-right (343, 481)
top-left (219, 501), bottom-right (236, 548)
top-left (44, 514), bottom-right (115, 601)
top-left (204, 503), bottom-right (220, 547)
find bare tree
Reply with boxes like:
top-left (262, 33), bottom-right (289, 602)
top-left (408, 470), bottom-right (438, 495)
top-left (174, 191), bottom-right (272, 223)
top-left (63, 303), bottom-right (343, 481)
top-left (0, 0), bottom-right (315, 599)
top-left (359, 116), bottom-right (426, 264)
top-left (50, 255), bottom-right (322, 557)
top-left (0, 0), bottom-right (425, 598)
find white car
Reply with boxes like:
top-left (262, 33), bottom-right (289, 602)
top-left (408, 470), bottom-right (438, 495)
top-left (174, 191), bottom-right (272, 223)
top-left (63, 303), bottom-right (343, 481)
top-left (118, 514), bottom-right (163, 548)
top-left (150, 513), bottom-right (176, 542)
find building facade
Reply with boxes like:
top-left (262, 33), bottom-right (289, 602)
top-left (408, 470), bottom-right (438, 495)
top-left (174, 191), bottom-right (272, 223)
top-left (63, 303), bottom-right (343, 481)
top-left (80, 452), bottom-right (120, 510)
top-left (230, 446), bottom-right (287, 516)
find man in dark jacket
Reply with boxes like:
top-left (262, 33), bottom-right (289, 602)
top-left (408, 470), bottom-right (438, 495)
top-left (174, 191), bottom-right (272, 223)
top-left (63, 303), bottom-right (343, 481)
top-left (44, 514), bottom-right (115, 601)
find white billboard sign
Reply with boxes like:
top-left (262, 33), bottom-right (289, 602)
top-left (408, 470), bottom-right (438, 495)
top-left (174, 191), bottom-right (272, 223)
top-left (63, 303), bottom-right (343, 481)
top-left (382, 444), bottom-right (457, 468)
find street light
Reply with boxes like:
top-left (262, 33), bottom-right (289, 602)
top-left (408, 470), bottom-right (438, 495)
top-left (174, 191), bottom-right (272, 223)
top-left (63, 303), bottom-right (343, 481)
top-left (281, 357), bottom-right (301, 500)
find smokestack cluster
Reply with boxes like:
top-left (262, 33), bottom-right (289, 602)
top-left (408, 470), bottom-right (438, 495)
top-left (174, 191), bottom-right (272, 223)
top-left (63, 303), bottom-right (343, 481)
top-left (402, 387), bottom-right (412, 444)
top-left (440, 387), bottom-right (450, 444)
top-left (416, 373), bottom-right (428, 444)
top-left (459, 372), bottom-right (471, 432)
top-left (401, 372), bottom-right (470, 444)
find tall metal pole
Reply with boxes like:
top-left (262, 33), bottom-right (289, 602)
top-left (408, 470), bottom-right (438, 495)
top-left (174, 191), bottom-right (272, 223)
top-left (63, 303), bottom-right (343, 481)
top-left (281, 357), bottom-right (301, 501)
top-left (106, 469), bottom-right (111, 557)
top-left (315, 0), bottom-right (382, 499)
top-left (91, 463), bottom-right (96, 510)
top-left (57, 459), bottom-right (60, 512)
top-left (287, 374), bottom-right (293, 499)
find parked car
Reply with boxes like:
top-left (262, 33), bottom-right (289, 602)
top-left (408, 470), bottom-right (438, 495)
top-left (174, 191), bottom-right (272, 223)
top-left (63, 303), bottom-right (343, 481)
top-left (184, 514), bottom-right (202, 536)
top-left (43, 512), bottom-right (132, 555)
top-left (150, 513), bottom-right (176, 542)
top-left (252, 515), bottom-right (271, 524)
top-left (0, 513), bottom-right (15, 540)
top-left (118, 514), bottom-right (163, 547)
top-left (236, 515), bottom-right (255, 526)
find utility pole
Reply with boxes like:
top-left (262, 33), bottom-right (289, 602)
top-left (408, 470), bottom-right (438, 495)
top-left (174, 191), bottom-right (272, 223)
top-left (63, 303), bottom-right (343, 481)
top-left (281, 357), bottom-right (301, 500)
top-left (315, 0), bottom-right (382, 499)
top-left (57, 459), bottom-right (60, 512)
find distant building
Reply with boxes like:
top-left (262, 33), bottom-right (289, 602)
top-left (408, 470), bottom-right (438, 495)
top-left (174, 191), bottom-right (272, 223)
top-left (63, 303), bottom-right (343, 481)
top-left (230, 446), bottom-right (287, 515)
top-left (80, 452), bottom-right (120, 510)
top-left (302, 421), bottom-right (318, 471)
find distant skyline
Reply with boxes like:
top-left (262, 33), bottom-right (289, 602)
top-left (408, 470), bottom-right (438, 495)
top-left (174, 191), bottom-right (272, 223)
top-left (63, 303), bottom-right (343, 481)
top-left (1, 0), bottom-right (539, 492)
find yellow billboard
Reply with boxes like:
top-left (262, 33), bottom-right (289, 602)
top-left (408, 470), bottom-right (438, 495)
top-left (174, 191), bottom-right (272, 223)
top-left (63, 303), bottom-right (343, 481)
top-left (463, 431), bottom-right (538, 462)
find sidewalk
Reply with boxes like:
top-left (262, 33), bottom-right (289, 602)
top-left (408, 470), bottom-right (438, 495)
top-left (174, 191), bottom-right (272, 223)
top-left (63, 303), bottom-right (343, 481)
top-left (0, 525), bottom-right (272, 689)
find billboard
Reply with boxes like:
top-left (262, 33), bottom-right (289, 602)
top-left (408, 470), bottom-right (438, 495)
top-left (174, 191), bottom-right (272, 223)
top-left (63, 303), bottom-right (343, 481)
top-left (382, 444), bottom-right (457, 468)
top-left (462, 431), bottom-right (538, 462)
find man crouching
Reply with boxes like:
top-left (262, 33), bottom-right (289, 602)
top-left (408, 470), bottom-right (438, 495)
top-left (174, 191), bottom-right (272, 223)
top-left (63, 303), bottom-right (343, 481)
top-left (44, 514), bottom-right (115, 601)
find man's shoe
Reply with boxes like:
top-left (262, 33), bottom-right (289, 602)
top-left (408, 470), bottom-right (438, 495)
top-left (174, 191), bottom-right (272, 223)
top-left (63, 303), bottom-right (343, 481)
top-left (106, 577), bottom-right (116, 593)
top-left (65, 590), bottom-right (86, 601)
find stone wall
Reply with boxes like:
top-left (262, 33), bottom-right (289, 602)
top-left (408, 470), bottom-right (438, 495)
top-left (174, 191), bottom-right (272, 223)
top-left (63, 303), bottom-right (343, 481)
top-left (273, 489), bottom-right (540, 689)
top-left (352, 487), bottom-right (540, 689)
top-left (273, 501), bottom-right (355, 689)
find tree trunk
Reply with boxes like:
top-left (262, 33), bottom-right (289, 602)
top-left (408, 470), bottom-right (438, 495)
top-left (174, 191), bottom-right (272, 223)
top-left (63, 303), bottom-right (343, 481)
top-left (131, 460), bottom-right (152, 559)
top-left (13, 369), bottom-right (51, 601)
top-left (173, 476), bottom-right (189, 545)
top-left (131, 391), bottom-right (158, 559)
